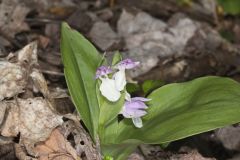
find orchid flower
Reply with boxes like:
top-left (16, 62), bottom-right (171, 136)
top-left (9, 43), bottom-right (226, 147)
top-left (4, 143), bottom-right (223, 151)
top-left (121, 97), bottom-right (151, 128)
top-left (96, 59), bottom-right (139, 102)
top-left (96, 66), bottom-right (121, 102)
top-left (114, 59), bottom-right (139, 91)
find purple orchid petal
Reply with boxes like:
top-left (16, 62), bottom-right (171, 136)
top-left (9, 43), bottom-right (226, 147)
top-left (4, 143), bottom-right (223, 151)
top-left (95, 66), bottom-right (112, 79)
top-left (121, 96), bottom-right (150, 119)
top-left (117, 58), bottom-right (140, 69)
top-left (122, 106), bottom-right (147, 118)
top-left (131, 97), bottom-right (151, 102)
top-left (125, 101), bottom-right (148, 109)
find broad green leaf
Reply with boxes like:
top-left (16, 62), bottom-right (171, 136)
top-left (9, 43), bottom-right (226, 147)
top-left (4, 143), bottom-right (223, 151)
top-left (102, 143), bottom-right (138, 160)
top-left (112, 51), bottom-right (122, 65)
top-left (115, 76), bottom-right (240, 144)
top-left (160, 142), bottom-right (170, 149)
top-left (99, 93), bottom-right (125, 127)
top-left (217, 0), bottom-right (240, 15)
top-left (142, 80), bottom-right (165, 96)
top-left (100, 118), bottom-right (119, 144)
top-left (61, 23), bottom-right (101, 139)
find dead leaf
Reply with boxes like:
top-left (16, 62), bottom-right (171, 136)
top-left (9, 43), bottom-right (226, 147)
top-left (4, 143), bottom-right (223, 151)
top-left (0, 143), bottom-right (16, 160)
top-left (117, 10), bottom-right (197, 77)
top-left (170, 150), bottom-right (216, 160)
top-left (1, 98), bottom-right (63, 155)
top-left (48, 6), bottom-right (76, 18)
top-left (0, 62), bottom-right (26, 100)
top-left (61, 121), bottom-right (101, 160)
top-left (0, 36), bottom-right (67, 158)
top-left (0, 0), bottom-right (30, 37)
top-left (215, 126), bottom-right (240, 151)
top-left (89, 21), bottom-right (120, 50)
top-left (34, 128), bottom-right (79, 160)
top-left (28, 0), bottom-right (76, 18)
top-left (30, 68), bottom-right (50, 98)
top-left (0, 42), bottom-right (38, 100)
top-left (15, 143), bottom-right (37, 160)
top-left (17, 41), bottom-right (38, 66)
top-left (38, 35), bottom-right (50, 49)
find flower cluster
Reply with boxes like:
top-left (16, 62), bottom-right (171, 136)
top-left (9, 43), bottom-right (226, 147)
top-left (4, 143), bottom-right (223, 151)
top-left (96, 59), bottom-right (150, 128)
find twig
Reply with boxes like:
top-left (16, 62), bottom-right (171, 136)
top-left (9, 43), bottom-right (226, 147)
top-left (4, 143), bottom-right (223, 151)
top-left (41, 70), bottom-right (64, 76)
top-left (25, 18), bottom-right (60, 24)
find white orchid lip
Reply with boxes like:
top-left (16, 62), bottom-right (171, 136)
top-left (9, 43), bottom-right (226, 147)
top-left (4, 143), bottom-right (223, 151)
top-left (96, 65), bottom-right (121, 102)
top-left (99, 77), bottom-right (121, 102)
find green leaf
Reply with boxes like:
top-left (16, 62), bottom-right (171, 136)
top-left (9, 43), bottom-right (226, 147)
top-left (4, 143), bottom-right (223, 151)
top-left (160, 142), bottom-right (170, 149)
top-left (100, 118), bottom-right (119, 144)
top-left (142, 80), bottom-right (165, 96)
top-left (61, 22), bottom-right (101, 140)
top-left (99, 94), bottom-right (125, 127)
top-left (126, 83), bottom-right (141, 94)
top-left (217, 0), bottom-right (240, 15)
top-left (98, 88), bottom-right (125, 127)
top-left (112, 51), bottom-right (122, 65)
top-left (103, 155), bottom-right (114, 160)
top-left (116, 76), bottom-right (240, 144)
top-left (102, 143), bottom-right (138, 160)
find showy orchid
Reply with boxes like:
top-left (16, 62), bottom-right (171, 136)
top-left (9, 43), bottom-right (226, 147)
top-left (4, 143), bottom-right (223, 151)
top-left (96, 59), bottom-right (139, 102)
top-left (63, 25), bottom-right (240, 160)
top-left (121, 97), bottom-right (151, 128)
top-left (96, 59), bottom-right (150, 128)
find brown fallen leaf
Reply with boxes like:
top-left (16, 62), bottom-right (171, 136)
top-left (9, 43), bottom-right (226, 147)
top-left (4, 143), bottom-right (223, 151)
top-left (0, 0), bottom-right (30, 37)
top-left (0, 38), bottom-right (65, 158)
top-left (170, 150), bottom-right (216, 160)
top-left (31, 68), bottom-right (50, 98)
top-left (17, 41), bottom-right (38, 66)
top-left (1, 98), bottom-right (63, 155)
top-left (34, 128), bottom-right (80, 160)
top-left (38, 35), bottom-right (51, 49)
top-left (0, 62), bottom-right (26, 100)
top-left (0, 42), bottom-right (38, 101)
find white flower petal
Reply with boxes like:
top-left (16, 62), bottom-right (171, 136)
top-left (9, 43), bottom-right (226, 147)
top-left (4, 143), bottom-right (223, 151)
top-left (114, 69), bottom-right (126, 91)
top-left (132, 117), bottom-right (143, 128)
top-left (125, 91), bottom-right (131, 101)
top-left (100, 78), bottom-right (121, 102)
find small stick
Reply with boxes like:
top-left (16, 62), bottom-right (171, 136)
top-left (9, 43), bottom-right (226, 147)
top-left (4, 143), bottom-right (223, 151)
top-left (41, 70), bottom-right (64, 76)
